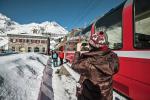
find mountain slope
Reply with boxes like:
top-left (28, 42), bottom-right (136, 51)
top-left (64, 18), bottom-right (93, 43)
top-left (0, 13), bottom-right (68, 36)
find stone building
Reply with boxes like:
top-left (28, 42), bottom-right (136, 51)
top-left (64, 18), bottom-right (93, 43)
top-left (7, 34), bottom-right (48, 53)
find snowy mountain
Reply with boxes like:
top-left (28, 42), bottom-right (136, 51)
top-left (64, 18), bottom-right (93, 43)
top-left (0, 13), bottom-right (19, 35)
top-left (0, 13), bottom-right (68, 36)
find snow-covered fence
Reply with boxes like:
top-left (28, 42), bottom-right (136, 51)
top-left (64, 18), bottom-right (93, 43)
top-left (38, 59), bottom-right (54, 100)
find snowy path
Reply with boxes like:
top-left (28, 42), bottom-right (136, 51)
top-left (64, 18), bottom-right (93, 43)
top-left (52, 67), bottom-right (77, 100)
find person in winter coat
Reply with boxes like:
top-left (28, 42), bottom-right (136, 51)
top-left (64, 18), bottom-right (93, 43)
top-left (52, 50), bottom-right (58, 67)
top-left (71, 24), bottom-right (119, 100)
top-left (59, 50), bottom-right (64, 66)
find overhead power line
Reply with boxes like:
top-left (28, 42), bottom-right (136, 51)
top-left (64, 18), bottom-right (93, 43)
top-left (70, 0), bottom-right (93, 28)
top-left (71, 0), bottom-right (98, 29)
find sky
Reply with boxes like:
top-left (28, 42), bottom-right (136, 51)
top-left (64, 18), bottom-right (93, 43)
top-left (0, 0), bottom-right (124, 31)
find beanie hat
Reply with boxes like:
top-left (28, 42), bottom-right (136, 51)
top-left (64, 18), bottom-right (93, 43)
top-left (89, 23), bottom-right (108, 49)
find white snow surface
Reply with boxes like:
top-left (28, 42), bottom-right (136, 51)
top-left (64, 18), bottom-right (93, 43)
top-left (0, 53), bottom-right (48, 100)
top-left (0, 53), bottom-right (77, 100)
top-left (0, 37), bottom-right (8, 47)
top-left (52, 67), bottom-right (77, 100)
top-left (0, 13), bottom-right (19, 35)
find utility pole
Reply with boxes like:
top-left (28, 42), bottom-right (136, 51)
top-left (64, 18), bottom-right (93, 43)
top-left (47, 34), bottom-right (51, 55)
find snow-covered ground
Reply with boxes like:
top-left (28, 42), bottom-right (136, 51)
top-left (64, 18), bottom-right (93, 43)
top-left (0, 53), bottom-right (48, 100)
top-left (0, 53), bottom-right (76, 100)
top-left (52, 67), bottom-right (77, 100)
top-left (0, 37), bottom-right (8, 49)
top-left (0, 53), bottom-right (125, 100)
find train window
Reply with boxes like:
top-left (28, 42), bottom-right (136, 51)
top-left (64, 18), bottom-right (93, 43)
top-left (66, 41), bottom-right (77, 51)
top-left (95, 2), bottom-right (124, 50)
top-left (134, 0), bottom-right (150, 49)
top-left (108, 25), bottom-right (122, 50)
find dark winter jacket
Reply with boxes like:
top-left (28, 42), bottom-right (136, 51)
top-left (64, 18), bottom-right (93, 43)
top-left (71, 49), bottom-right (119, 100)
top-left (52, 52), bottom-right (58, 59)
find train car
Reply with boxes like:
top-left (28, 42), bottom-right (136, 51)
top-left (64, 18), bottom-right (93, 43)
top-left (64, 0), bottom-right (150, 99)
top-left (64, 28), bottom-right (90, 63)
top-left (64, 29), bottom-right (82, 63)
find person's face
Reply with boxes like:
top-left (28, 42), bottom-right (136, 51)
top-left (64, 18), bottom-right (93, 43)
top-left (98, 33), bottom-right (106, 47)
top-left (91, 32), bottom-right (106, 47)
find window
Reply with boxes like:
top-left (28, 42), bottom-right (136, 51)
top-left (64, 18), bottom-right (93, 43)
top-left (134, 0), bottom-right (150, 49)
top-left (100, 24), bottom-right (122, 49)
top-left (34, 47), bottom-right (39, 52)
top-left (95, 3), bottom-right (124, 49)
top-left (35, 40), bottom-right (37, 43)
top-left (66, 41), bottom-right (77, 51)
top-left (37, 40), bottom-right (40, 44)
top-left (19, 47), bottom-right (22, 52)
top-left (22, 39), bottom-right (25, 43)
top-left (12, 39), bottom-right (16, 43)
top-left (12, 47), bottom-right (15, 51)
top-left (31, 40), bottom-right (35, 43)
top-left (16, 39), bottom-right (18, 42)
top-left (26, 39), bottom-right (29, 43)
top-left (42, 47), bottom-right (45, 52)
top-left (28, 47), bottom-right (32, 52)
top-left (19, 39), bottom-right (22, 43)
top-left (41, 40), bottom-right (46, 44)
top-left (10, 39), bottom-right (13, 42)
top-left (19, 47), bottom-right (25, 52)
top-left (32, 40), bottom-right (36, 43)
